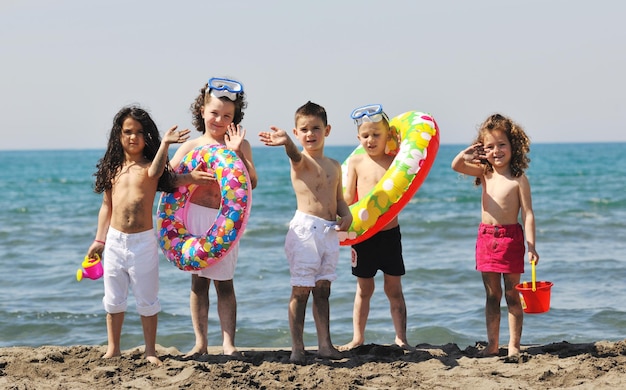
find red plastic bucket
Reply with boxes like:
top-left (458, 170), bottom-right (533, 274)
top-left (515, 280), bottom-right (553, 314)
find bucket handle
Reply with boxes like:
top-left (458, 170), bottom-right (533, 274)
top-left (531, 260), bottom-right (537, 292)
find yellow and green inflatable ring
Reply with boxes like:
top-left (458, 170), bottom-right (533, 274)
top-left (338, 111), bottom-right (440, 246)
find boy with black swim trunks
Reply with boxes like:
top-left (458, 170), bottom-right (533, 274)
top-left (339, 104), bottom-right (413, 351)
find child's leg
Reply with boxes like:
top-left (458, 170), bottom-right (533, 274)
top-left (186, 274), bottom-right (210, 357)
top-left (481, 272), bottom-right (503, 356)
top-left (340, 277), bottom-right (374, 351)
top-left (311, 280), bottom-right (341, 359)
top-left (103, 312), bottom-right (124, 358)
top-left (503, 273), bottom-right (523, 356)
top-left (141, 314), bottom-right (162, 365)
top-left (289, 286), bottom-right (311, 363)
top-left (383, 274), bottom-right (412, 349)
top-left (214, 279), bottom-right (238, 355)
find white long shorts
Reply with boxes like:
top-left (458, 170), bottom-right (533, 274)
top-left (186, 203), bottom-right (238, 280)
top-left (103, 226), bottom-right (160, 316)
top-left (285, 210), bottom-right (339, 287)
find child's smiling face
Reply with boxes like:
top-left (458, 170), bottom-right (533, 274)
top-left (482, 129), bottom-right (512, 168)
top-left (202, 97), bottom-right (236, 138)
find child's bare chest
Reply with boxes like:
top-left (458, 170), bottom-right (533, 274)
top-left (483, 176), bottom-right (520, 221)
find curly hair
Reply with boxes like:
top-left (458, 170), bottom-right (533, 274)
top-left (473, 113), bottom-right (531, 186)
top-left (93, 105), bottom-right (176, 193)
top-left (295, 101), bottom-right (328, 126)
top-left (190, 81), bottom-right (247, 133)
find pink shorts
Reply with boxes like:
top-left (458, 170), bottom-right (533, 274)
top-left (475, 223), bottom-right (525, 274)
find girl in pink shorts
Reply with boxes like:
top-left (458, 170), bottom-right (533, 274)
top-left (452, 113), bottom-right (539, 360)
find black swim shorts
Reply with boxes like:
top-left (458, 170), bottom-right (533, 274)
top-left (351, 226), bottom-right (405, 278)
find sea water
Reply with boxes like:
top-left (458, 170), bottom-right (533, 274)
top-left (1, 143), bottom-right (625, 351)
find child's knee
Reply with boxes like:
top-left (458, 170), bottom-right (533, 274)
top-left (313, 280), bottom-right (331, 298)
top-left (190, 275), bottom-right (209, 293)
top-left (383, 282), bottom-right (403, 298)
top-left (486, 293), bottom-right (502, 305)
top-left (292, 286), bottom-right (312, 301)
top-left (214, 280), bottom-right (235, 296)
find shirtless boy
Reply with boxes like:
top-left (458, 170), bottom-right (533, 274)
top-left (339, 104), bottom-right (412, 351)
top-left (258, 101), bottom-right (353, 364)
top-left (87, 105), bottom-right (190, 364)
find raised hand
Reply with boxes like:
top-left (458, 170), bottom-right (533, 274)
top-left (163, 125), bottom-right (191, 145)
top-left (258, 126), bottom-right (289, 147)
top-left (225, 123), bottom-right (246, 152)
top-left (463, 143), bottom-right (487, 165)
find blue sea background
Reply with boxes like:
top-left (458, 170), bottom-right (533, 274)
top-left (1, 143), bottom-right (625, 352)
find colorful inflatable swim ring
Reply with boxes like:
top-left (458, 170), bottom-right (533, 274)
top-left (157, 144), bottom-right (252, 271)
top-left (338, 111), bottom-right (439, 246)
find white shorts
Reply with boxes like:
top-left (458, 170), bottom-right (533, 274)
top-left (285, 210), bottom-right (339, 287)
top-left (103, 226), bottom-right (160, 317)
top-left (186, 203), bottom-right (238, 280)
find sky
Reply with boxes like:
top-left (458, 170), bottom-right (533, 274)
top-left (1, 0), bottom-right (625, 151)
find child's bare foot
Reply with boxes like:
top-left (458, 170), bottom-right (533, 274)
top-left (102, 349), bottom-right (121, 359)
top-left (478, 349), bottom-right (500, 358)
top-left (503, 346), bottom-right (521, 362)
top-left (395, 340), bottom-right (416, 351)
top-left (223, 346), bottom-right (242, 357)
top-left (318, 345), bottom-right (342, 360)
top-left (146, 355), bottom-right (162, 365)
top-left (290, 349), bottom-right (307, 365)
top-left (394, 336), bottom-right (416, 351)
top-left (338, 341), bottom-right (362, 352)
top-left (184, 346), bottom-right (207, 359)
top-left (222, 348), bottom-right (243, 357)
top-left (502, 353), bottom-right (522, 363)
top-left (508, 346), bottom-right (521, 356)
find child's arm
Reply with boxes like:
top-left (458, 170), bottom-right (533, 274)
top-left (169, 139), bottom-right (215, 188)
top-left (225, 124), bottom-right (258, 189)
top-left (169, 138), bottom-right (193, 169)
top-left (519, 174), bottom-right (539, 263)
top-left (148, 126), bottom-right (190, 179)
top-left (335, 161), bottom-right (353, 231)
top-left (173, 166), bottom-right (216, 187)
top-left (336, 198), bottom-right (353, 231)
top-left (258, 126), bottom-right (302, 164)
top-left (451, 143), bottom-right (487, 177)
top-left (343, 156), bottom-right (357, 205)
top-left (86, 189), bottom-right (113, 259)
top-left (238, 140), bottom-right (258, 189)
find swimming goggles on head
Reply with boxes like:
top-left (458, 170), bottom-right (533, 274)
top-left (350, 104), bottom-right (389, 126)
top-left (207, 77), bottom-right (244, 101)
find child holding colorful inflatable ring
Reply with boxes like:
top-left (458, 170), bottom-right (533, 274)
top-left (339, 104), bottom-right (413, 352)
top-left (168, 77), bottom-right (257, 358)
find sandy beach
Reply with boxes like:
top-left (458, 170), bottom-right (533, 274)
top-left (2, 340), bottom-right (626, 389)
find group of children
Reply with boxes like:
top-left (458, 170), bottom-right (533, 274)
top-left (86, 77), bottom-right (538, 365)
